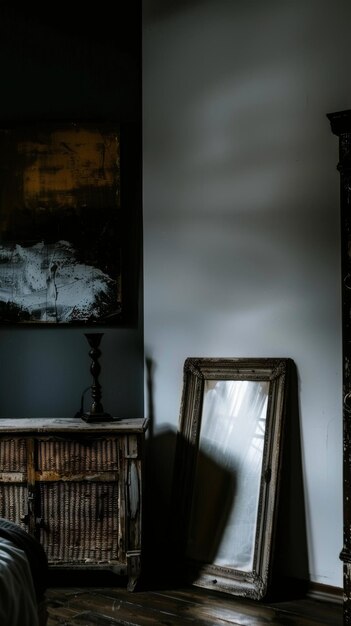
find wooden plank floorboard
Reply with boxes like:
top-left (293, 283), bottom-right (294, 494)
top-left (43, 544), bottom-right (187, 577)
top-left (48, 593), bottom-right (237, 625)
top-left (46, 589), bottom-right (234, 626)
top-left (93, 588), bottom-right (248, 624)
top-left (45, 586), bottom-right (343, 626)
top-left (150, 587), bottom-right (342, 625)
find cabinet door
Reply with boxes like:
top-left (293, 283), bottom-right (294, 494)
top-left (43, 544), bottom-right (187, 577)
top-left (0, 437), bottom-right (30, 529)
top-left (36, 436), bottom-right (122, 566)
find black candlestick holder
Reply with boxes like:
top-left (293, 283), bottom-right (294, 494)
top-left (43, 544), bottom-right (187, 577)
top-left (81, 332), bottom-right (113, 423)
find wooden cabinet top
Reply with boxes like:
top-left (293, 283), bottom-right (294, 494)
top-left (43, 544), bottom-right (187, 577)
top-left (0, 417), bottom-right (149, 434)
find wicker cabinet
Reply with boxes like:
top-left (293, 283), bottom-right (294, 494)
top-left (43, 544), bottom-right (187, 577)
top-left (0, 417), bottom-right (148, 591)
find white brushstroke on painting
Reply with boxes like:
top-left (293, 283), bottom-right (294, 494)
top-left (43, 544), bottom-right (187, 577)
top-left (0, 240), bottom-right (117, 322)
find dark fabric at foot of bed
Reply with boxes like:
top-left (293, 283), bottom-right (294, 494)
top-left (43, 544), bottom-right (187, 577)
top-left (0, 518), bottom-right (48, 600)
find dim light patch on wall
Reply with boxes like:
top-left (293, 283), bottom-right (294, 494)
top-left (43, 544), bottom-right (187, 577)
top-left (0, 123), bottom-right (122, 325)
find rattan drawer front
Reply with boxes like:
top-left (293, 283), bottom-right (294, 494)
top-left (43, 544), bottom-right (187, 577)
top-left (0, 438), bottom-right (27, 472)
top-left (38, 481), bottom-right (120, 564)
top-left (37, 437), bottom-right (119, 473)
top-left (0, 483), bottom-right (28, 529)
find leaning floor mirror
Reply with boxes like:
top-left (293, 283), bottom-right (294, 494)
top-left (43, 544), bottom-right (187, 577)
top-left (172, 357), bottom-right (290, 600)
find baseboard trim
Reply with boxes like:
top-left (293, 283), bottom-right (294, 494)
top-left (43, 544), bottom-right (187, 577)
top-left (306, 581), bottom-right (343, 604)
top-left (270, 576), bottom-right (343, 604)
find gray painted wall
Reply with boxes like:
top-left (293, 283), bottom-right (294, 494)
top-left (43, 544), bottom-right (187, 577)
top-left (0, 0), bottom-right (345, 591)
top-left (143, 0), bottom-right (346, 587)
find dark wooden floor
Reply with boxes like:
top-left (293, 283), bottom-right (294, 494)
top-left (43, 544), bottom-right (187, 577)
top-left (44, 585), bottom-right (343, 625)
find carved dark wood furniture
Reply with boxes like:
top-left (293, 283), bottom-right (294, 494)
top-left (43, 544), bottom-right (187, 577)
top-left (0, 417), bottom-right (148, 591)
top-left (328, 109), bottom-right (351, 624)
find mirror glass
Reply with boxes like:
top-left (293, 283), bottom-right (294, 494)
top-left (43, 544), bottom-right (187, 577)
top-left (187, 380), bottom-right (269, 572)
top-left (172, 358), bottom-right (289, 600)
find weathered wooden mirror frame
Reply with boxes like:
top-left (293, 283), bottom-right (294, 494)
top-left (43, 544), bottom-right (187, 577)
top-left (172, 357), bottom-right (289, 600)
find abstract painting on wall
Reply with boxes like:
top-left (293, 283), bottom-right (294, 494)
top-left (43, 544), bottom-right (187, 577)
top-left (0, 122), bottom-right (122, 324)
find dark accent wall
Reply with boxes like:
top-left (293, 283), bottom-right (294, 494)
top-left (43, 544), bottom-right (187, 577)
top-left (0, 4), bottom-right (143, 419)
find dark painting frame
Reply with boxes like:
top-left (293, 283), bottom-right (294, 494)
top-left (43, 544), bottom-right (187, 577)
top-left (0, 121), bottom-right (138, 326)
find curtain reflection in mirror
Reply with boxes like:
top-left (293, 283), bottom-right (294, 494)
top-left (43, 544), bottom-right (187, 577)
top-left (187, 380), bottom-right (269, 571)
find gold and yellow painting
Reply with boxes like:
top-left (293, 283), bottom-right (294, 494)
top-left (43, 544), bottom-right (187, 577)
top-left (0, 123), bottom-right (121, 324)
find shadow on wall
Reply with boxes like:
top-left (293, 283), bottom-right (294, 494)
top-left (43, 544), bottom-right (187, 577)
top-left (142, 356), bottom-right (234, 588)
top-left (142, 357), bottom-right (309, 595)
top-left (142, 356), bottom-right (177, 586)
top-left (270, 362), bottom-right (309, 598)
